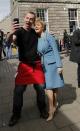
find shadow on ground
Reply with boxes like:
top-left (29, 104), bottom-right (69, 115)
top-left (58, 83), bottom-right (77, 107)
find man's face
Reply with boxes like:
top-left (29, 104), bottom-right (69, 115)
top-left (24, 13), bottom-right (35, 29)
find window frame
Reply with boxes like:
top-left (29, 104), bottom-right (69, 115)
top-left (36, 8), bottom-right (49, 31)
top-left (68, 8), bottom-right (78, 33)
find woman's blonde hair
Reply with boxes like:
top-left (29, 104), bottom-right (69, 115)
top-left (35, 18), bottom-right (46, 31)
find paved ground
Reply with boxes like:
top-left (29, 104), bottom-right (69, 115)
top-left (0, 54), bottom-right (80, 131)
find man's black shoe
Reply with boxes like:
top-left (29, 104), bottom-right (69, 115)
top-left (40, 111), bottom-right (49, 119)
top-left (8, 115), bottom-right (21, 127)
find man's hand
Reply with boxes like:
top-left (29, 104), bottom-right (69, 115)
top-left (11, 21), bottom-right (20, 42)
top-left (12, 21), bottom-right (20, 33)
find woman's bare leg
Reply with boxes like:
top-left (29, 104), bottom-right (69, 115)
top-left (46, 90), bottom-right (54, 121)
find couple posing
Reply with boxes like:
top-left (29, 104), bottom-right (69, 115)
top-left (8, 11), bottom-right (64, 126)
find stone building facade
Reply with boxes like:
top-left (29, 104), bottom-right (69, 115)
top-left (10, 0), bottom-right (80, 39)
top-left (1, 0), bottom-right (80, 39)
top-left (0, 15), bottom-right (11, 33)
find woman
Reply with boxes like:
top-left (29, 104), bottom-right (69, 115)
top-left (35, 18), bottom-right (64, 121)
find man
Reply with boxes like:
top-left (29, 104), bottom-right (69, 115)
top-left (63, 29), bottom-right (70, 56)
top-left (0, 29), bottom-right (4, 60)
top-left (70, 27), bottom-right (80, 88)
top-left (8, 12), bottom-right (48, 126)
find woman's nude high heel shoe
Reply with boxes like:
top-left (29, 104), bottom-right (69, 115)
top-left (46, 107), bottom-right (57, 121)
top-left (46, 111), bottom-right (54, 121)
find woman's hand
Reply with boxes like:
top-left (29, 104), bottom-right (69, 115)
top-left (57, 67), bottom-right (63, 74)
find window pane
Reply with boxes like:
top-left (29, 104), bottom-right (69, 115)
top-left (36, 8), bottom-right (49, 31)
top-left (68, 9), bottom-right (78, 33)
top-left (69, 9), bottom-right (77, 20)
top-left (36, 8), bottom-right (46, 21)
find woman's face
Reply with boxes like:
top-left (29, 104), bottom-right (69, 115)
top-left (35, 22), bottom-right (44, 35)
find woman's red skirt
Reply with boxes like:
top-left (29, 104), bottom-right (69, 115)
top-left (15, 61), bottom-right (45, 85)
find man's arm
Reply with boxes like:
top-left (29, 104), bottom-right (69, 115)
top-left (12, 34), bottom-right (17, 43)
top-left (7, 32), bottom-right (17, 45)
top-left (7, 20), bottom-right (20, 44)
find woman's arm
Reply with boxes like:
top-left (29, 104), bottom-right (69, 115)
top-left (47, 33), bottom-right (63, 68)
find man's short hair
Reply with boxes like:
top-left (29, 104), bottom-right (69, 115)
top-left (24, 11), bottom-right (36, 22)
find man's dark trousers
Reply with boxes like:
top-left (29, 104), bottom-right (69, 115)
top-left (12, 84), bottom-right (48, 117)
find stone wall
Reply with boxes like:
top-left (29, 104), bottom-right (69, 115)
top-left (0, 15), bottom-right (11, 34)
top-left (1, 0), bottom-right (80, 38)
top-left (17, 0), bottom-right (80, 3)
